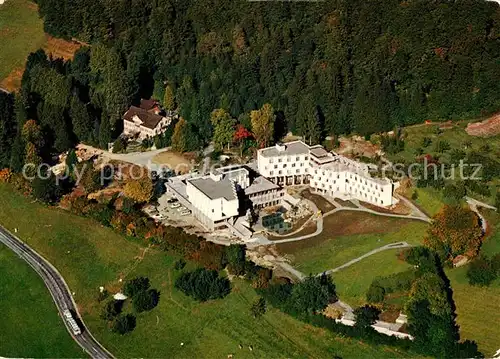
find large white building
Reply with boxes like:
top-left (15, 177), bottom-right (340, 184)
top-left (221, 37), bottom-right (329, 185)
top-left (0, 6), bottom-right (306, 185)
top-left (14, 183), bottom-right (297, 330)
top-left (166, 140), bottom-right (396, 234)
top-left (167, 164), bottom-right (285, 231)
top-left (257, 140), bottom-right (395, 207)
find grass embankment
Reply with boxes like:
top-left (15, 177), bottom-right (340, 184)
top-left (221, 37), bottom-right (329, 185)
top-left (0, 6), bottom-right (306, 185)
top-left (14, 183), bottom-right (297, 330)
top-left (389, 122), bottom-right (500, 164)
top-left (0, 0), bottom-right (82, 91)
top-left (446, 209), bottom-right (500, 357)
top-left (0, 0), bottom-right (45, 87)
top-left (331, 249), bottom-right (412, 308)
top-left (0, 245), bottom-right (83, 357)
top-left (0, 184), bottom-right (410, 358)
top-left (277, 212), bottom-right (428, 275)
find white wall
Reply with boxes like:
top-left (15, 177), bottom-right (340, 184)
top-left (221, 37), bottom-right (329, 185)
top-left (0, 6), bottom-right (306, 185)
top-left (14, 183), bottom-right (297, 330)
top-left (257, 152), bottom-right (310, 178)
top-left (186, 182), bottom-right (239, 222)
top-left (311, 167), bottom-right (393, 206)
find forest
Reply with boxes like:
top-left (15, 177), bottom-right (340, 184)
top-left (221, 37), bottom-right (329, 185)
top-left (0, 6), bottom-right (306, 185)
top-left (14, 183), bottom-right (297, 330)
top-left (2, 0), bottom-right (500, 164)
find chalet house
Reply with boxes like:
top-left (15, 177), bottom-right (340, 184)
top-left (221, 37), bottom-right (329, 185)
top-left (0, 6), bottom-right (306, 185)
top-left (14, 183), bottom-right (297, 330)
top-left (122, 99), bottom-right (174, 140)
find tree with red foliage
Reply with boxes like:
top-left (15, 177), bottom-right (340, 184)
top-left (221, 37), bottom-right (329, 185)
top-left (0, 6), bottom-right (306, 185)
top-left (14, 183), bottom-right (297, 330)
top-left (233, 124), bottom-right (253, 156)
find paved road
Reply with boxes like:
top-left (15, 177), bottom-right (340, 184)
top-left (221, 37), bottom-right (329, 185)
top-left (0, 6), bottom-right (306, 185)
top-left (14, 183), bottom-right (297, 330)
top-left (0, 226), bottom-right (114, 359)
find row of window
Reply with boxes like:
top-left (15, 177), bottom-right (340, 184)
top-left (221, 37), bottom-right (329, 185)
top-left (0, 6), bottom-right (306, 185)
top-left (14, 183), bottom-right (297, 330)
top-left (269, 168), bottom-right (309, 176)
top-left (268, 155), bottom-right (309, 163)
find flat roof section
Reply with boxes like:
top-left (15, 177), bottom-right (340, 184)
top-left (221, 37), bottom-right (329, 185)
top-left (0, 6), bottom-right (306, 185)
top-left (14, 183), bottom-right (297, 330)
top-left (245, 176), bottom-right (280, 195)
top-left (259, 141), bottom-right (310, 158)
top-left (188, 177), bottom-right (237, 201)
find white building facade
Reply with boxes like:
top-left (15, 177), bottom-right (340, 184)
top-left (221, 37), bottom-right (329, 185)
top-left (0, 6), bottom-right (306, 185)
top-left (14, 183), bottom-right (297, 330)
top-left (257, 140), bottom-right (395, 207)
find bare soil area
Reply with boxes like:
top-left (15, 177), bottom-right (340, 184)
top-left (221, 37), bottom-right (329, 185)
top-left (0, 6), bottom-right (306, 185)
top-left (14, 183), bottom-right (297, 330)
top-left (466, 113), bottom-right (500, 137)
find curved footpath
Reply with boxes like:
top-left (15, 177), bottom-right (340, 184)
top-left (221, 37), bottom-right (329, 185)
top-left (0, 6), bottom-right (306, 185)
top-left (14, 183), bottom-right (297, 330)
top-left (265, 206), bottom-right (430, 245)
top-left (0, 225), bottom-right (114, 359)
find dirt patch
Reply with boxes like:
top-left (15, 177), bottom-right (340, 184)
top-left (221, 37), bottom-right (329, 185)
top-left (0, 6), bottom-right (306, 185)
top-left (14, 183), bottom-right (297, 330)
top-left (466, 113), bottom-right (500, 137)
top-left (360, 200), bottom-right (411, 215)
top-left (379, 309), bottom-right (400, 323)
top-left (301, 189), bottom-right (336, 213)
top-left (337, 135), bottom-right (382, 158)
top-left (152, 150), bottom-right (193, 174)
top-left (333, 198), bottom-right (357, 208)
top-left (0, 67), bottom-right (23, 92)
top-left (42, 35), bottom-right (82, 60)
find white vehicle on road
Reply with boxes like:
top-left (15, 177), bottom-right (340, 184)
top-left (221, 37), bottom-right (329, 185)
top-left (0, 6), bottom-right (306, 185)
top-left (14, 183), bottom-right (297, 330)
top-left (177, 206), bottom-right (186, 212)
top-left (170, 203), bottom-right (181, 209)
top-left (63, 309), bottom-right (81, 335)
top-left (180, 210), bottom-right (191, 216)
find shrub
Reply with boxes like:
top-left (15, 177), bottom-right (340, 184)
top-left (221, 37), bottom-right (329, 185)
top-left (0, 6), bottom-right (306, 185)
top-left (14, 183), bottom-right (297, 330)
top-left (466, 257), bottom-right (497, 286)
top-left (354, 305), bottom-right (381, 329)
top-left (174, 258), bottom-right (186, 270)
top-left (112, 138), bottom-right (126, 153)
top-left (421, 137), bottom-right (432, 148)
top-left (97, 289), bottom-right (109, 302)
top-left (123, 277), bottom-right (150, 297)
top-left (133, 289), bottom-right (160, 312)
top-left (435, 140), bottom-right (451, 153)
top-left (100, 299), bottom-right (123, 321)
top-left (0, 168), bottom-right (12, 182)
top-left (288, 275), bottom-right (337, 315)
top-left (366, 284), bottom-right (385, 303)
top-left (175, 268), bottom-right (231, 302)
top-left (250, 297), bottom-right (267, 318)
top-left (443, 183), bottom-right (466, 202)
top-left (112, 314), bottom-right (136, 334)
top-left (225, 244), bottom-right (246, 275)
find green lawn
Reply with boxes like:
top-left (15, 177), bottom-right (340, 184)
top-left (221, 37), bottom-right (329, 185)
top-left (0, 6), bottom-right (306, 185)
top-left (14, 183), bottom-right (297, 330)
top-left (405, 187), bottom-right (445, 217)
top-left (331, 249), bottom-right (412, 307)
top-left (481, 209), bottom-right (500, 257)
top-left (446, 266), bottom-right (500, 357)
top-left (0, 184), bottom-right (412, 358)
top-left (0, 0), bottom-right (45, 82)
top-left (388, 122), bottom-right (500, 164)
top-left (0, 245), bottom-right (83, 357)
top-left (277, 216), bottom-right (428, 275)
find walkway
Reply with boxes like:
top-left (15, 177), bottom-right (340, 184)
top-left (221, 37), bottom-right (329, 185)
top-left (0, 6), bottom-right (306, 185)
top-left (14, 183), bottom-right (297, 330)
top-left (466, 196), bottom-right (497, 234)
top-left (319, 241), bottom-right (412, 276)
top-left (77, 144), bottom-right (173, 172)
top-left (263, 205), bottom-right (429, 246)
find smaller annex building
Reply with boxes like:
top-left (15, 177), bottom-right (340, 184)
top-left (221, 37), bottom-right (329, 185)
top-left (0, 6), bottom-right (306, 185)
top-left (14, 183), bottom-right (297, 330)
top-left (167, 164), bottom-right (286, 231)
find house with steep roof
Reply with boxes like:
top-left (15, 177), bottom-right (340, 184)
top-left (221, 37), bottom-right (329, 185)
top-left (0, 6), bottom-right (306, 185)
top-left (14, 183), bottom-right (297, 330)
top-left (122, 100), bottom-right (175, 140)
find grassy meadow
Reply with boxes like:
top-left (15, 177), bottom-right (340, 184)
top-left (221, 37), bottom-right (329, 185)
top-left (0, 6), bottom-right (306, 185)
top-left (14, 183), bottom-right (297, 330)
top-left (277, 212), bottom-right (428, 275)
top-left (0, 245), bottom-right (83, 357)
top-left (0, 184), bottom-right (413, 358)
top-left (0, 0), bottom-right (45, 84)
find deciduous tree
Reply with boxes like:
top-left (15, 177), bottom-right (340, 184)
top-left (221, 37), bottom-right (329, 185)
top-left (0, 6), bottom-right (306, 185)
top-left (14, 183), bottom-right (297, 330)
top-left (210, 108), bottom-right (235, 151)
top-left (251, 104), bottom-right (275, 148)
top-left (424, 205), bottom-right (483, 261)
top-left (124, 176), bottom-right (153, 203)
